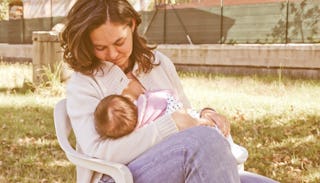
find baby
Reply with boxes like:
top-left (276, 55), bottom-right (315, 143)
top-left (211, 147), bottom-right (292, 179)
top-left (94, 89), bottom-right (248, 165)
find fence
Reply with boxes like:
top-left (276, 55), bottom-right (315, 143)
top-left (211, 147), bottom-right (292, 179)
top-left (0, 0), bottom-right (319, 44)
top-left (0, 0), bottom-right (320, 44)
top-left (139, 0), bottom-right (320, 44)
top-left (0, 0), bottom-right (74, 44)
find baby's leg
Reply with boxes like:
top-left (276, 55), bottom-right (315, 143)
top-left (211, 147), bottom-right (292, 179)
top-left (226, 134), bottom-right (249, 166)
top-left (213, 127), bottom-right (248, 166)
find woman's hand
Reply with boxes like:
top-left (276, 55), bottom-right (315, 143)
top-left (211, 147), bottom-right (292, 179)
top-left (200, 109), bottom-right (230, 136)
top-left (171, 109), bottom-right (216, 131)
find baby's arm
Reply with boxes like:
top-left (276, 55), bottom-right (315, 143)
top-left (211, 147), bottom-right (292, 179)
top-left (171, 109), bottom-right (216, 130)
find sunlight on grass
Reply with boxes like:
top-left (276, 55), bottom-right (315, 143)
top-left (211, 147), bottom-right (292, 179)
top-left (0, 62), bottom-right (32, 89)
top-left (48, 159), bottom-right (73, 167)
top-left (179, 71), bottom-right (320, 183)
top-left (0, 64), bottom-right (319, 183)
top-left (304, 170), bottom-right (320, 183)
top-left (0, 61), bottom-right (66, 96)
top-left (269, 134), bottom-right (318, 149)
top-left (17, 136), bottom-right (57, 147)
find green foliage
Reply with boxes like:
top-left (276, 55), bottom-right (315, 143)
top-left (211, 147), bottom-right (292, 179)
top-left (36, 61), bottom-right (65, 97)
top-left (267, 0), bottom-right (320, 43)
top-left (0, 0), bottom-right (9, 21)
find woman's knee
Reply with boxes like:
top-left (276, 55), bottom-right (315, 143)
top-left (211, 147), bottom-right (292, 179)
top-left (181, 126), bottom-right (240, 182)
top-left (177, 126), bottom-right (236, 170)
top-left (128, 126), bottom-right (239, 183)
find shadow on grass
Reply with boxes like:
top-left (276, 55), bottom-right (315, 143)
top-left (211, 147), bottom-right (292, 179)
top-left (232, 115), bottom-right (320, 183)
top-left (0, 105), bottom-right (75, 182)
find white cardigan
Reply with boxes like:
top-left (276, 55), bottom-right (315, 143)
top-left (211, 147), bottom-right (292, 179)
top-left (66, 51), bottom-right (191, 183)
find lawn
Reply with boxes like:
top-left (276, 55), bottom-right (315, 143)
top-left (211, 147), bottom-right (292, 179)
top-left (0, 62), bottom-right (319, 183)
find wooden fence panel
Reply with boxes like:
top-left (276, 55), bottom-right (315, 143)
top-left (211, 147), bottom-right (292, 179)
top-left (0, 21), bottom-right (8, 43)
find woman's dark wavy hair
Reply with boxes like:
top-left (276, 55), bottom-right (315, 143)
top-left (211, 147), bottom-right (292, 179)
top-left (61, 0), bottom-right (156, 75)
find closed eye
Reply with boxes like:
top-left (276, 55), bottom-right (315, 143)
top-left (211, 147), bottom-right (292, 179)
top-left (95, 46), bottom-right (106, 51)
top-left (115, 38), bottom-right (125, 46)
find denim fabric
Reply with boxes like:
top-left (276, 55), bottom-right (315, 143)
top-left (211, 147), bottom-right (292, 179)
top-left (127, 126), bottom-right (240, 183)
top-left (98, 174), bottom-right (115, 183)
top-left (100, 126), bottom-right (278, 183)
top-left (239, 171), bottom-right (279, 183)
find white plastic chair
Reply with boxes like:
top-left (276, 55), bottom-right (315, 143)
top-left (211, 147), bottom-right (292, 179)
top-left (53, 99), bottom-right (133, 183)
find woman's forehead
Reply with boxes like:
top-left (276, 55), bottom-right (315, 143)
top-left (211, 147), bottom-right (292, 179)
top-left (90, 22), bottom-right (129, 45)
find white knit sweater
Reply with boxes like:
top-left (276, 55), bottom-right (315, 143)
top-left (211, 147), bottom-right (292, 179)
top-left (66, 51), bottom-right (191, 183)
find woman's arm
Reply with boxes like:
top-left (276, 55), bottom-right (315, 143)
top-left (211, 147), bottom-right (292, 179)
top-left (155, 51), bottom-right (192, 108)
top-left (66, 72), bottom-right (179, 164)
top-left (156, 51), bottom-right (231, 136)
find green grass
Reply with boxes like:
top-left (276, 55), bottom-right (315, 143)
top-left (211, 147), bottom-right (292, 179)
top-left (0, 62), bottom-right (319, 183)
top-left (180, 72), bottom-right (320, 183)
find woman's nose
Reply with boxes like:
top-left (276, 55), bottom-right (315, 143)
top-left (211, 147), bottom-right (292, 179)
top-left (108, 46), bottom-right (119, 60)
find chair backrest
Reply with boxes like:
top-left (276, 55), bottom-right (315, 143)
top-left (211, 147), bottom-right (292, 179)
top-left (53, 99), bottom-right (133, 183)
top-left (54, 99), bottom-right (74, 154)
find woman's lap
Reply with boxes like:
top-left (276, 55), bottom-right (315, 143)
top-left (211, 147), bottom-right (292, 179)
top-left (100, 126), bottom-right (278, 183)
top-left (127, 126), bottom-right (240, 183)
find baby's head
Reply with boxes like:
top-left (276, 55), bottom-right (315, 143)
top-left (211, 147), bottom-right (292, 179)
top-left (94, 95), bottom-right (138, 139)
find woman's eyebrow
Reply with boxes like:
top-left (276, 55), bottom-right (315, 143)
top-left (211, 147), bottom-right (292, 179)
top-left (93, 37), bottom-right (125, 47)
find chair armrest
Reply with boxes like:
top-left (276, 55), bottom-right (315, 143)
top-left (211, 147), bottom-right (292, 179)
top-left (65, 149), bottom-right (133, 183)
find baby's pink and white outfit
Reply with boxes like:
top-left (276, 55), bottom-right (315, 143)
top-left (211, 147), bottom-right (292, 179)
top-left (135, 89), bottom-right (182, 129)
top-left (134, 90), bottom-right (248, 167)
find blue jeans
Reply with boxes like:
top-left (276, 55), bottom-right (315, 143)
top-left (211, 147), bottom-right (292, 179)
top-left (100, 126), bottom-right (278, 183)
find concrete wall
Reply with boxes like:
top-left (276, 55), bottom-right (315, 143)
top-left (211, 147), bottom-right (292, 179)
top-left (157, 44), bottom-right (320, 78)
top-left (0, 43), bottom-right (32, 58)
top-left (1, 42), bottom-right (319, 79)
top-left (157, 44), bottom-right (320, 69)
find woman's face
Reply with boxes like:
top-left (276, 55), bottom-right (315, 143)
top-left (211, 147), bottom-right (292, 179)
top-left (90, 21), bottom-right (134, 71)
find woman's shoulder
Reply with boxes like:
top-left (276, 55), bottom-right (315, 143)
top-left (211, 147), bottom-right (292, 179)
top-left (68, 62), bottom-right (119, 82)
top-left (154, 50), bottom-right (170, 62)
top-left (67, 70), bottom-right (94, 85)
top-left (153, 50), bottom-right (175, 68)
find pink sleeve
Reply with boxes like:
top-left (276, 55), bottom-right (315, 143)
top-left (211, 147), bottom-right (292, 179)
top-left (136, 90), bottom-right (171, 128)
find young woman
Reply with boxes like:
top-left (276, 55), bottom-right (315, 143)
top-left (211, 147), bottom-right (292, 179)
top-left (61, 0), bottom-right (278, 183)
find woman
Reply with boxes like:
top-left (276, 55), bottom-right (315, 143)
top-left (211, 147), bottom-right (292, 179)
top-left (61, 0), bottom-right (278, 183)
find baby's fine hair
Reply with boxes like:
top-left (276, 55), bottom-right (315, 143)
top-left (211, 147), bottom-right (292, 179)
top-left (94, 94), bottom-right (138, 139)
